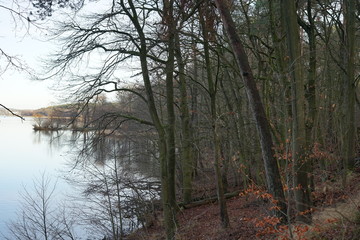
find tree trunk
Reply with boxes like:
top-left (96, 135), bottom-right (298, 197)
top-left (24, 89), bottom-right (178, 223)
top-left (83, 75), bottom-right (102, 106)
top-left (190, 35), bottom-right (200, 178)
top-left (200, 4), bottom-right (230, 228)
top-left (344, 1), bottom-right (356, 169)
top-left (175, 33), bottom-right (194, 204)
top-left (163, 0), bottom-right (178, 238)
top-left (281, 0), bottom-right (311, 223)
top-left (122, 0), bottom-right (177, 238)
top-left (214, 0), bottom-right (287, 221)
top-left (341, 0), bottom-right (356, 179)
top-left (298, 0), bottom-right (318, 193)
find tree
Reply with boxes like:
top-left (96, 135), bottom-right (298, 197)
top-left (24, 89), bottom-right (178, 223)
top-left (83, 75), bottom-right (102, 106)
top-left (22, 0), bottom-right (360, 237)
top-left (174, 27), bottom-right (194, 205)
top-left (37, 1), bottom-right (180, 238)
top-left (67, 137), bottom-right (160, 239)
top-left (341, 0), bottom-right (357, 182)
top-left (161, 0), bottom-right (179, 237)
top-left (214, 0), bottom-right (287, 221)
top-left (296, 0), bottom-right (318, 191)
top-left (4, 173), bottom-right (77, 240)
top-left (198, 1), bottom-right (230, 228)
top-left (281, 0), bottom-right (311, 223)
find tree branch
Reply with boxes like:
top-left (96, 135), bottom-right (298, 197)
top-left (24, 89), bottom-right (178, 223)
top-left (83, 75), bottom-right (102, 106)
top-left (0, 104), bottom-right (25, 120)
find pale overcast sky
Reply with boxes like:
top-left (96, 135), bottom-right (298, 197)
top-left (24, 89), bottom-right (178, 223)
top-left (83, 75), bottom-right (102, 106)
top-left (0, 1), bottom-right (59, 110)
top-left (1, 1), bottom-right (139, 110)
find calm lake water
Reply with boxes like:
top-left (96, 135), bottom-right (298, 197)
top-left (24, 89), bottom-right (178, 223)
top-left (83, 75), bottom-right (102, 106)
top-left (0, 116), bottom-right (160, 239)
top-left (0, 116), bottom-right (74, 236)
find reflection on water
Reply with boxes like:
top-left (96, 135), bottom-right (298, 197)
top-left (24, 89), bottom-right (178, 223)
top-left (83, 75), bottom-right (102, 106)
top-left (68, 131), bottom-right (160, 238)
top-left (65, 131), bottom-right (161, 238)
top-left (0, 117), bottom-right (160, 239)
top-left (68, 130), bottom-right (160, 178)
top-left (0, 116), bottom-right (71, 237)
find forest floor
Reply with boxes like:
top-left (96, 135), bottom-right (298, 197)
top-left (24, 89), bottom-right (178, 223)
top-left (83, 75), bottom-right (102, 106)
top-left (125, 172), bottom-right (360, 240)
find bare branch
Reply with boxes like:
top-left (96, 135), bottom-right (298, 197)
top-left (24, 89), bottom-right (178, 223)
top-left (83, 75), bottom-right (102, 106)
top-left (0, 104), bottom-right (25, 120)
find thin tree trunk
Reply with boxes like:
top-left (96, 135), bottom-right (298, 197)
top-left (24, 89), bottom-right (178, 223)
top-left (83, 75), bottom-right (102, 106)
top-left (163, 0), bottom-right (178, 238)
top-left (175, 33), bottom-right (194, 204)
top-left (298, 0), bottom-right (318, 193)
top-left (190, 35), bottom-right (199, 177)
top-left (200, 5), bottom-right (230, 228)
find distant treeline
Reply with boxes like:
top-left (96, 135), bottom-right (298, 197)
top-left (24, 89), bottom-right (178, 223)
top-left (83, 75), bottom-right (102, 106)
top-left (20, 104), bottom-right (79, 118)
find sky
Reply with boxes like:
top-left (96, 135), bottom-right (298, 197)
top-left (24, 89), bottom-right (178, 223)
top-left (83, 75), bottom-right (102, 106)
top-left (0, 2), bottom-right (59, 110)
top-left (0, 1), bottom-right (139, 110)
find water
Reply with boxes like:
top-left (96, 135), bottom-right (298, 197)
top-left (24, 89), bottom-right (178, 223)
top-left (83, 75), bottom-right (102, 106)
top-left (0, 116), bottom-right (160, 239)
top-left (0, 116), bottom-right (73, 236)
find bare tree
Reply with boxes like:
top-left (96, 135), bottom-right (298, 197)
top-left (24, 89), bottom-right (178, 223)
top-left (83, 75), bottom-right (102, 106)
top-left (4, 173), bottom-right (77, 240)
top-left (65, 137), bottom-right (160, 240)
top-left (39, 1), bottom-right (180, 238)
top-left (214, 0), bottom-right (286, 221)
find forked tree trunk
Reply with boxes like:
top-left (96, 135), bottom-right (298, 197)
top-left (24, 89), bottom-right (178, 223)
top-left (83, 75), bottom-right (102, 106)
top-left (214, 0), bottom-right (287, 221)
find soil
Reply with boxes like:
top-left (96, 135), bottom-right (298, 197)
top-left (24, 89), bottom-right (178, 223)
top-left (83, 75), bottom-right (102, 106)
top-left (125, 173), bottom-right (360, 240)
